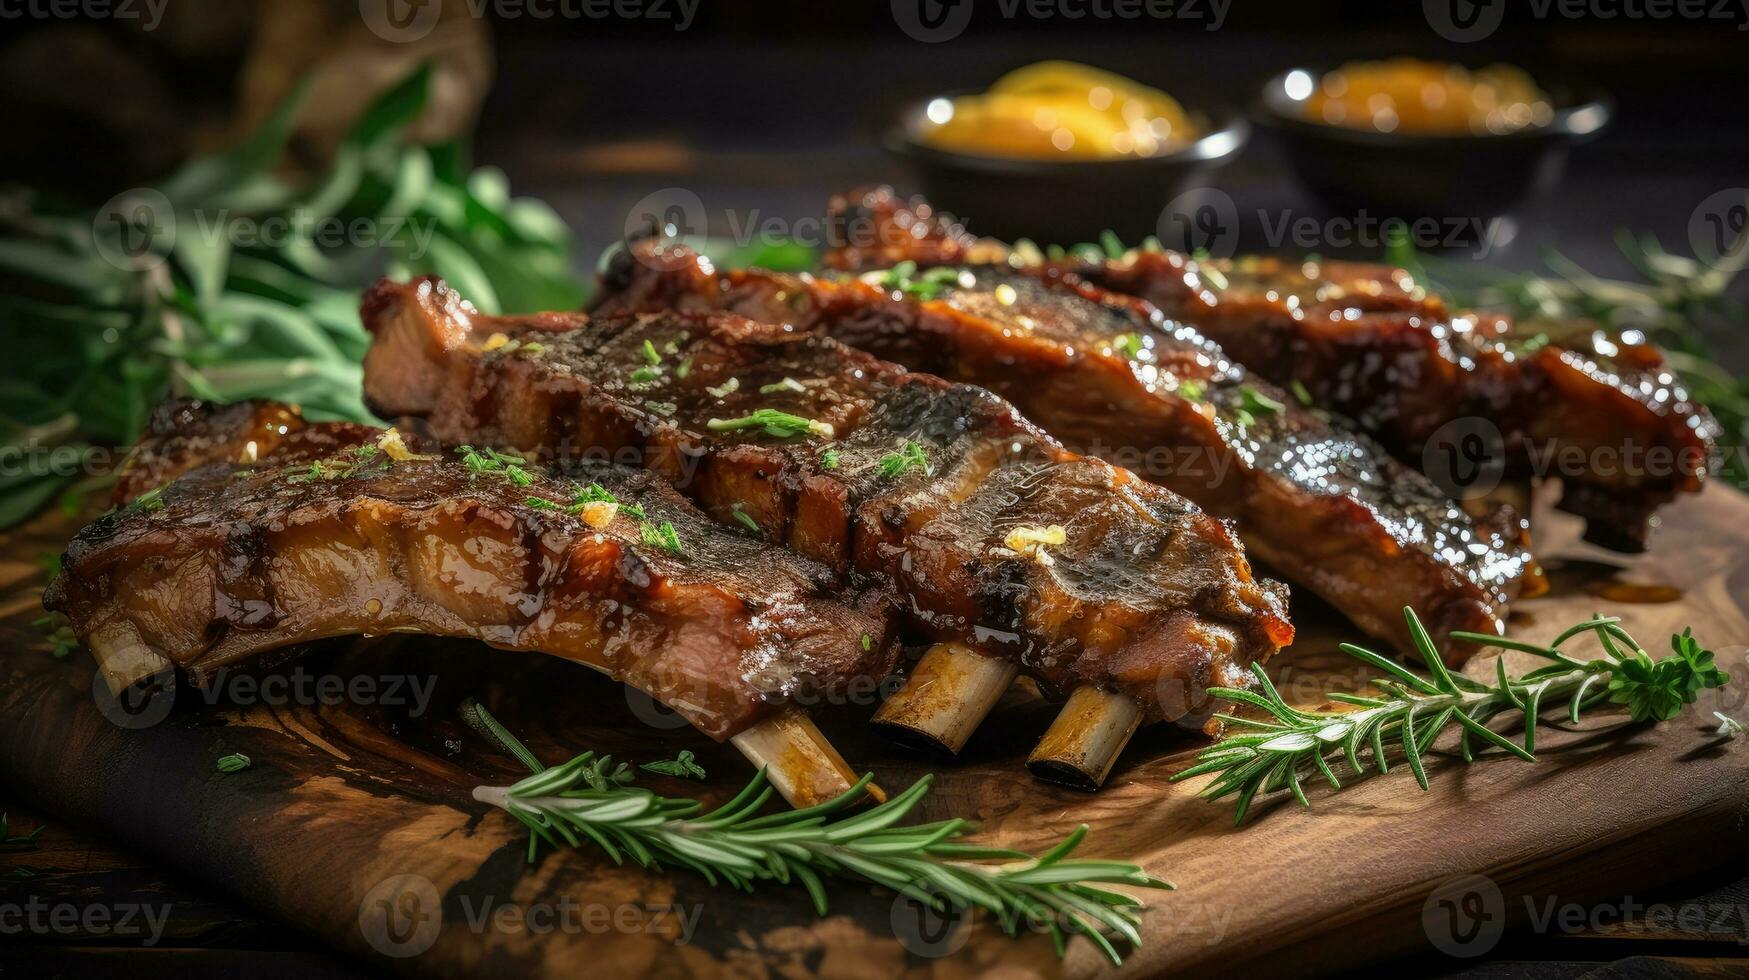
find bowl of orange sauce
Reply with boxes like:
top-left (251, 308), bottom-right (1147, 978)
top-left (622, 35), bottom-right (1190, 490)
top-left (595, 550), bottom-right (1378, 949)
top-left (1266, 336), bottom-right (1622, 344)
top-left (1258, 59), bottom-right (1610, 224)
top-left (889, 61), bottom-right (1248, 244)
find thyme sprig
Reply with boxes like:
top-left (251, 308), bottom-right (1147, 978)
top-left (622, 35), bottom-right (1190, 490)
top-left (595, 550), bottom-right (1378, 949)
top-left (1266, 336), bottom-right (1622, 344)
top-left (1174, 607), bottom-right (1732, 824)
top-left (461, 702), bottom-right (1169, 964)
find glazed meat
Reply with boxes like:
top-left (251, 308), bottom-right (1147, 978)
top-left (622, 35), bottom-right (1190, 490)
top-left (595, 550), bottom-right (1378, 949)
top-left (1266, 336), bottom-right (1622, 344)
top-left (362, 277), bottom-right (1294, 721)
top-left (826, 187), bottom-right (1720, 551)
top-left (1061, 253), bottom-right (1720, 551)
top-left (110, 398), bottom-right (379, 505)
top-left (45, 402), bottom-right (895, 740)
top-left (594, 239), bottom-right (1543, 659)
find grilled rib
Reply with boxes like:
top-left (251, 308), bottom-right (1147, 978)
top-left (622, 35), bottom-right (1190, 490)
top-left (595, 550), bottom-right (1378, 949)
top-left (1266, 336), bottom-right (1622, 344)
top-left (827, 186), bottom-right (1721, 552)
top-left (594, 238), bottom-right (1543, 659)
top-left (362, 277), bottom-right (1294, 724)
top-left (46, 401), bottom-right (896, 742)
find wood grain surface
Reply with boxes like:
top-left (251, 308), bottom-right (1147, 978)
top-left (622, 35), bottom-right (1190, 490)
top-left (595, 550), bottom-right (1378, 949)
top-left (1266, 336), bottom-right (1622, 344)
top-left (2, 486), bottom-right (1747, 978)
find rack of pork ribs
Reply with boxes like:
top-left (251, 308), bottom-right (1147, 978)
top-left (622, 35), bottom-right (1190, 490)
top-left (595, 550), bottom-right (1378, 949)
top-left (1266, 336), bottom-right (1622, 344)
top-left (823, 186), bottom-right (1722, 553)
top-left (358, 276), bottom-right (1295, 790)
top-left (592, 233), bottom-right (1544, 667)
top-left (44, 291), bottom-right (1296, 801)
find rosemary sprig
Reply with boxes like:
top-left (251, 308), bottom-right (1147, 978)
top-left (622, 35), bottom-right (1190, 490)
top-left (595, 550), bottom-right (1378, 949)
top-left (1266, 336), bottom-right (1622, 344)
top-left (460, 702), bottom-right (1170, 964)
top-left (0, 813), bottom-right (45, 854)
top-left (1174, 607), bottom-right (1731, 824)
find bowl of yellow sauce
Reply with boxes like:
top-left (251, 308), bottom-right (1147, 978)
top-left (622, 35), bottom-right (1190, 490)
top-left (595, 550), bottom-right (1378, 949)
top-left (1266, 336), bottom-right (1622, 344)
top-left (1258, 59), bottom-right (1610, 223)
top-left (890, 62), bottom-right (1247, 244)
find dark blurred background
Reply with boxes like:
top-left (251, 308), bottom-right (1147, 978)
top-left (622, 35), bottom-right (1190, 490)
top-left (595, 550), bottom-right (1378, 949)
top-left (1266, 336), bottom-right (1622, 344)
top-left (4, 0), bottom-right (1747, 283)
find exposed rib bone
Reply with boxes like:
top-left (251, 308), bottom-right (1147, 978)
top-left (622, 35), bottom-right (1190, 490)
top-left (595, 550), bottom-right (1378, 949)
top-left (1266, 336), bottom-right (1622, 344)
top-left (1026, 686), bottom-right (1144, 791)
top-left (869, 643), bottom-right (1020, 755)
top-left (731, 706), bottom-right (881, 807)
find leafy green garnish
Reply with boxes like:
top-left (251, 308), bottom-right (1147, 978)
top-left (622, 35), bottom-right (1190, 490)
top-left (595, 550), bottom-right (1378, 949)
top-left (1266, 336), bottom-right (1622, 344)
top-left (1175, 607), bottom-right (1731, 824)
top-left (877, 441), bottom-right (931, 479)
top-left (639, 750), bottom-right (706, 780)
top-left (0, 63), bottom-right (586, 530)
top-left (461, 702), bottom-right (1171, 966)
top-left (706, 409), bottom-right (832, 439)
top-left (216, 753), bottom-right (252, 773)
top-left (639, 520), bottom-right (684, 555)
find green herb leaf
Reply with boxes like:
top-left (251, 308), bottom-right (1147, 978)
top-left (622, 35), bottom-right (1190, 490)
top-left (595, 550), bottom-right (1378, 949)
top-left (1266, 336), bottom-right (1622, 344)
top-left (640, 750), bottom-right (707, 780)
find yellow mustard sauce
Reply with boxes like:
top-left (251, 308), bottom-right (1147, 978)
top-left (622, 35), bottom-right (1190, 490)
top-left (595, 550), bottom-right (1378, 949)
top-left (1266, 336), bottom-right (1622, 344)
top-left (1293, 59), bottom-right (1554, 136)
top-left (918, 61), bottom-right (1201, 160)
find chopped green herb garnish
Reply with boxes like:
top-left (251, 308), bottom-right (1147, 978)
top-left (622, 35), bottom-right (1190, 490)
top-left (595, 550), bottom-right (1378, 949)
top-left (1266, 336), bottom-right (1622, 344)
top-left (127, 485), bottom-right (167, 513)
top-left (1099, 229), bottom-right (1126, 260)
top-left (707, 409), bottom-right (833, 439)
top-left (877, 441), bottom-right (931, 479)
top-left (821, 449), bottom-right (841, 470)
top-left (645, 400), bottom-right (677, 416)
top-left (525, 496), bottom-right (559, 509)
top-left (1290, 379), bottom-right (1314, 407)
top-left (216, 753), bottom-right (251, 773)
top-left (759, 377), bottom-right (806, 395)
top-left (33, 613), bottom-right (76, 660)
top-left (640, 749), bottom-right (706, 780)
top-left (629, 365), bottom-right (662, 386)
top-left (1176, 379), bottom-right (1206, 402)
top-left (706, 377), bottom-right (740, 398)
top-left (675, 357), bottom-right (692, 380)
top-left (457, 445), bottom-right (533, 484)
top-left (1111, 333), bottom-right (1146, 360)
top-left (1239, 385), bottom-right (1285, 418)
top-left (731, 506), bottom-right (760, 533)
top-left (860, 633), bottom-right (872, 651)
top-left (662, 333), bottom-right (689, 356)
top-left (639, 520), bottom-right (684, 555)
top-left (870, 261), bottom-right (965, 302)
top-left (641, 339), bottom-right (662, 366)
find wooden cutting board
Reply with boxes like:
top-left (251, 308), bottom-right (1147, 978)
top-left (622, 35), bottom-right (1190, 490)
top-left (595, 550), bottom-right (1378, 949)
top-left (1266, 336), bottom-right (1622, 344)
top-left (3, 486), bottom-right (1747, 978)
